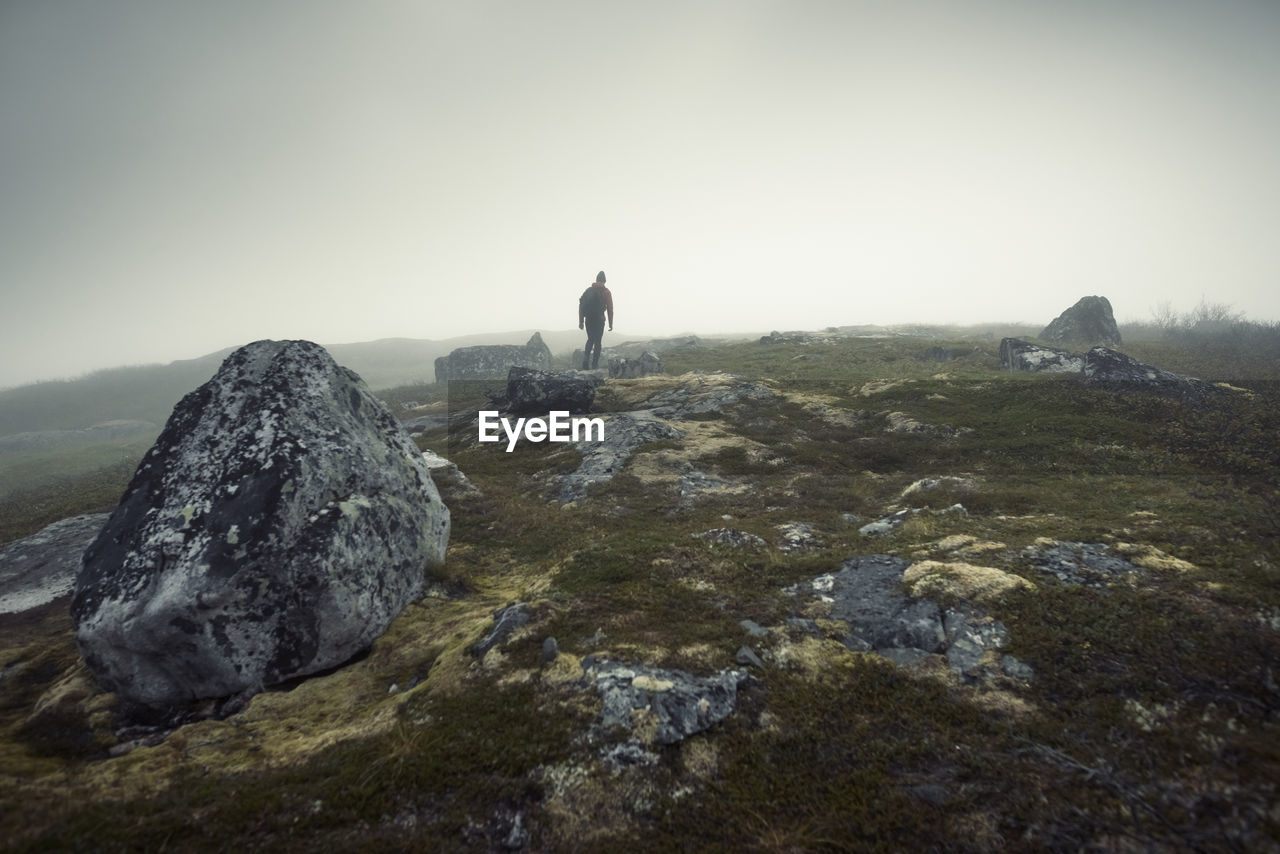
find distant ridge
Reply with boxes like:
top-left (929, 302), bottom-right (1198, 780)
top-left (0, 329), bottom-right (641, 436)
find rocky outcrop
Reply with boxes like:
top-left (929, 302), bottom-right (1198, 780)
top-left (785, 555), bottom-right (1029, 681)
top-left (490, 366), bottom-right (602, 416)
top-left (1001, 339), bottom-right (1218, 403)
top-left (588, 658), bottom-right (748, 746)
top-left (0, 514), bottom-right (108, 614)
top-left (556, 411), bottom-right (682, 502)
top-left (434, 332), bottom-right (552, 383)
top-left (1022, 540), bottom-right (1145, 587)
top-left (999, 338), bottom-right (1085, 373)
top-left (72, 340), bottom-right (451, 707)
top-left (1041, 295), bottom-right (1122, 347)
top-left (1082, 347), bottom-right (1214, 404)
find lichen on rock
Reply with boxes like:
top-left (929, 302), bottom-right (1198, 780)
top-left (72, 339), bottom-right (450, 707)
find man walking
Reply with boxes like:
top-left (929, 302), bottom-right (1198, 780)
top-left (578, 270), bottom-right (614, 370)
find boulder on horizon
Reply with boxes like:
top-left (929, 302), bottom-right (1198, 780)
top-left (1041, 296), bottom-right (1122, 347)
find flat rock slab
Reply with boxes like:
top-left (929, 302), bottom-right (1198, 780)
top-left (0, 514), bottom-right (109, 614)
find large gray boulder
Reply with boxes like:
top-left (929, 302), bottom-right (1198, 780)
top-left (434, 332), bottom-right (552, 383)
top-left (1041, 296), bottom-right (1122, 347)
top-left (72, 340), bottom-right (450, 707)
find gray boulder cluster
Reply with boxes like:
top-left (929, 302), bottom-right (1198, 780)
top-left (434, 332), bottom-right (552, 383)
top-left (72, 340), bottom-right (450, 707)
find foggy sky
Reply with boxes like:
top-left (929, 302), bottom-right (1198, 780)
top-left (2, 0), bottom-right (1277, 389)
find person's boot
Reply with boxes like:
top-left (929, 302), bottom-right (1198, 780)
top-left (582, 357), bottom-right (590, 370)
top-left (591, 354), bottom-right (599, 369)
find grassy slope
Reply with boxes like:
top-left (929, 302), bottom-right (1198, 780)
top-left (1, 335), bottom-right (1277, 852)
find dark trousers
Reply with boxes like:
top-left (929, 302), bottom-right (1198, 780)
top-left (583, 321), bottom-right (605, 369)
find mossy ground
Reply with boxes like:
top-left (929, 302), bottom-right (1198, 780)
top-left (2, 333), bottom-right (1278, 851)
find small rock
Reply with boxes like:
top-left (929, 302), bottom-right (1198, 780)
top-left (776, 522), bottom-right (820, 553)
top-left (471, 603), bottom-right (532, 657)
top-left (541, 636), bottom-right (560, 665)
top-left (698, 529), bottom-right (767, 549)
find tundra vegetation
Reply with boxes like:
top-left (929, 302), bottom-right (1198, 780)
top-left (1, 320), bottom-right (1278, 852)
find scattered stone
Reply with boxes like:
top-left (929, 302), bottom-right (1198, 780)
top-left (421, 448), bottom-right (480, 497)
top-left (858, 508), bottom-right (919, 536)
top-left (739, 619), bottom-right (768, 638)
top-left (1001, 656), bottom-right (1035, 680)
top-left (1041, 295), bottom-right (1122, 347)
top-left (600, 741), bottom-right (659, 768)
top-left (541, 636), bottom-right (560, 665)
top-left (588, 659), bottom-right (748, 745)
top-left (608, 351), bottom-right (663, 379)
top-left (72, 340), bottom-right (451, 707)
top-left (999, 338), bottom-right (1085, 374)
top-left (696, 529), bottom-right (767, 549)
top-left (676, 468), bottom-right (748, 506)
top-left (899, 476), bottom-right (976, 500)
top-left (736, 646), bottom-right (765, 669)
top-left (775, 521), bottom-right (819, 553)
top-left (472, 603), bottom-right (533, 657)
top-left (0, 513), bottom-right (108, 614)
top-left (434, 332), bottom-right (552, 383)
